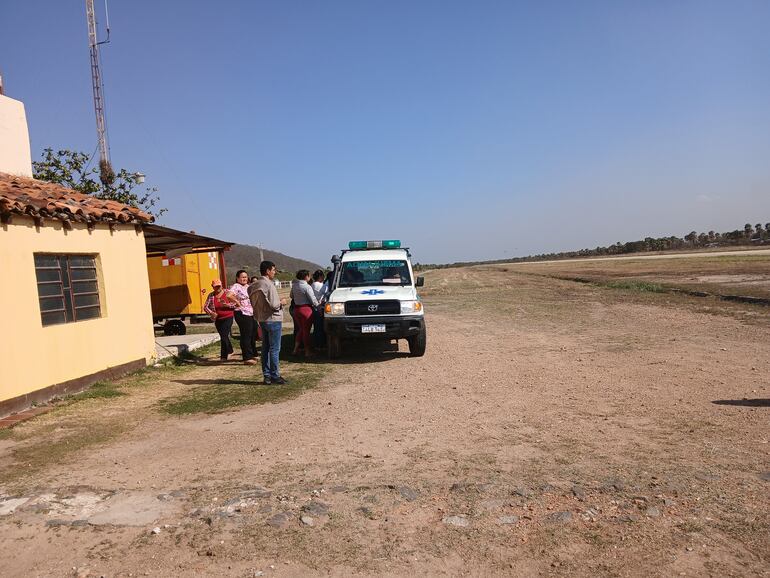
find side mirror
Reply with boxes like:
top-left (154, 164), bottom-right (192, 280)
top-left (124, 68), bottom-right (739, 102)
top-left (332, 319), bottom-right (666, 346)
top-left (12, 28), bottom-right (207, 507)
top-left (331, 254), bottom-right (340, 265)
top-left (415, 276), bottom-right (425, 287)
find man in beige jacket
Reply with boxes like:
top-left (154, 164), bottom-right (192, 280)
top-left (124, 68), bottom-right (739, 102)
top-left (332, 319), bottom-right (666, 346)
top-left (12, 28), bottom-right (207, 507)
top-left (248, 260), bottom-right (288, 385)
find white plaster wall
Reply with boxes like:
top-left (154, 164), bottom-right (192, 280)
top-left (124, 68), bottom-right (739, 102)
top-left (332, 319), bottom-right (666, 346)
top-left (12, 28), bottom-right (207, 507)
top-left (0, 94), bottom-right (33, 177)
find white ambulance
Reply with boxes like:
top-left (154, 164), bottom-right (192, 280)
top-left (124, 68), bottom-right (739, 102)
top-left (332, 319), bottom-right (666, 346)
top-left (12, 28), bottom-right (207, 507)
top-left (324, 240), bottom-right (426, 358)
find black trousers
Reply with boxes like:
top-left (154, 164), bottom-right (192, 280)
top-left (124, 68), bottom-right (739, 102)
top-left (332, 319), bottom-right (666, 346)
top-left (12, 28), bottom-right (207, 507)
top-left (234, 310), bottom-right (257, 360)
top-left (313, 309), bottom-right (325, 348)
top-left (215, 316), bottom-right (234, 359)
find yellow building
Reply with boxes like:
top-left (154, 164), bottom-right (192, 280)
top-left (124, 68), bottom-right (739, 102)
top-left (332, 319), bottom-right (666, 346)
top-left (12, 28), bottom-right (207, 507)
top-left (0, 92), bottom-right (231, 417)
top-left (0, 91), bottom-right (157, 416)
top-left (0, 172), bottom-right (157, 416)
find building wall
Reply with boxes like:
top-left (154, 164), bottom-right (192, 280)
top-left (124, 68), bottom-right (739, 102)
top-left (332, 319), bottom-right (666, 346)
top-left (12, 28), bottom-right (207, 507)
top-left (0, 216), bottom-right (156, 405)
top-left (0, 95), bottom-right (33, 177)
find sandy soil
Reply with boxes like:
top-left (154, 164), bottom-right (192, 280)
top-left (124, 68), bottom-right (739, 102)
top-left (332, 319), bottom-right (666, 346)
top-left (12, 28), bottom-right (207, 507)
top-left (1, 267), bottom-right (769, 577)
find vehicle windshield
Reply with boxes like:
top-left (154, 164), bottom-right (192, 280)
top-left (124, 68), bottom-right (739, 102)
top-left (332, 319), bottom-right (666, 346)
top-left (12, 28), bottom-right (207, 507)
top-left (338, 260), bottom-right (412, 287)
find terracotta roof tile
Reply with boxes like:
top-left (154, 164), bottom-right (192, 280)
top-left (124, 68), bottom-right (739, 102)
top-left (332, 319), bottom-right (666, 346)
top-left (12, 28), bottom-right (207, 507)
top-left (0, 172), bottom-right (153, 225)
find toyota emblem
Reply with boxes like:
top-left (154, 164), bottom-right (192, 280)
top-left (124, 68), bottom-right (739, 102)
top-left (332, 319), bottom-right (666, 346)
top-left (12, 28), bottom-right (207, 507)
top-left (368, 304), bottom-right (378, 312)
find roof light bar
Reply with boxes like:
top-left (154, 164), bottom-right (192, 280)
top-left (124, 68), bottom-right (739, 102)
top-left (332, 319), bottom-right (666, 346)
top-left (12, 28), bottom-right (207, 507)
top-left (348, 240), bottom-right (401, 250)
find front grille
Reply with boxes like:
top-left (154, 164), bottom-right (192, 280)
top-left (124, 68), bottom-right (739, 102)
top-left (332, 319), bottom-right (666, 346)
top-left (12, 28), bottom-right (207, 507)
top-left (345, 300), bottom-right (400, 316)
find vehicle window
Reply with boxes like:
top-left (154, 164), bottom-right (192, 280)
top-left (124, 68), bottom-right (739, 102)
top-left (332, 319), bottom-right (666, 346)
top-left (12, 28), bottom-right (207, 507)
top-left (339, 260), bottom-right (411, 287)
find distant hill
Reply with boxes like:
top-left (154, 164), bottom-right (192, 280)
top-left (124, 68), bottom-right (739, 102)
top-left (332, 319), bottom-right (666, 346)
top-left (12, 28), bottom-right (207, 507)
top-left (225, 243), bottom-right (325, 280)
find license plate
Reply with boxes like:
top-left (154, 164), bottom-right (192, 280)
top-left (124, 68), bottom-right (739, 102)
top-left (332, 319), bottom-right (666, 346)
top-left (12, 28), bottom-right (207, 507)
top-left (361, 324), bottom-right (386, 333)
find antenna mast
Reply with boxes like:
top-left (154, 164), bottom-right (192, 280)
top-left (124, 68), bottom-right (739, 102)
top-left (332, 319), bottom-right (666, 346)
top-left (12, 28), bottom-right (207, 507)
top-left (86, 0), bottom-right (114, 185)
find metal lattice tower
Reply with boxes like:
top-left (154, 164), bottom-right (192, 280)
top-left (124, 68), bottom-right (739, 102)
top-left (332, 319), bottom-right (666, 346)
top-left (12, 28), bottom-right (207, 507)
top-left (86, 0), bottom-right (114, 185)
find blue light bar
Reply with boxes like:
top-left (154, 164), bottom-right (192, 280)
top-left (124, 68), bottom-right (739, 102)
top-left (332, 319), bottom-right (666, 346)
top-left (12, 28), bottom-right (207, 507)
top-left (348, 240), bottom-right (402, 250)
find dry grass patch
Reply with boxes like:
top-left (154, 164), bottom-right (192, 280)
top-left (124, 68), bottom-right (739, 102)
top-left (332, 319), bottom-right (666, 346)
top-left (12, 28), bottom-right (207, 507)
top-left (157, 365), bottom-right (328, 415)
top-left (0, 419), bottom-right (129, 485)
top-left (503, 253), bottom-right (770, 299)
top-left (0, 341), bottom-right (329, 489)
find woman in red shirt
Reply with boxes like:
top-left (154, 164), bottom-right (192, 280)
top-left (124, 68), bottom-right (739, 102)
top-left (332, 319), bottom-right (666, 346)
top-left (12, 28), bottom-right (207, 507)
top-left (204, 279), bottom-right (239, 360)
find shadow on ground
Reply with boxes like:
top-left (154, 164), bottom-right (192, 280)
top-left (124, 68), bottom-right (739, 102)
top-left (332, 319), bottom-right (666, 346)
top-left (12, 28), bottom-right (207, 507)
top-left (712, 398), bottom-right (770, 407)
top-left (172, 379), bottom-right (261, 386)
top-left (277, 334), bottom-right (410, 365)
top-left (162, 333), bottom-right (411, 369)
top-left (176, 359), bottom-right (239, 367)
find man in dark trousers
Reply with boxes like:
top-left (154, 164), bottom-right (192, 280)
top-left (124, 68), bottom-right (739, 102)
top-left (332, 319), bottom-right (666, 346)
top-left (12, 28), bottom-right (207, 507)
top-left (248, 260), bottom-right (288, 385)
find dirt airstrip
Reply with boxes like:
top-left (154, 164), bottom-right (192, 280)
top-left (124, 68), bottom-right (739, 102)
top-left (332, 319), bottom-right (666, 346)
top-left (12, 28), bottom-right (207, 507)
top-left (1, 265), bottom-right (768, 577)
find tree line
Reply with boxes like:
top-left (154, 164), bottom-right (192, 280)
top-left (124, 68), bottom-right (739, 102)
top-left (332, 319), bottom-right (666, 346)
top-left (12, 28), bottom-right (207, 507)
top-left (415, 221), bottom-right (770, 270)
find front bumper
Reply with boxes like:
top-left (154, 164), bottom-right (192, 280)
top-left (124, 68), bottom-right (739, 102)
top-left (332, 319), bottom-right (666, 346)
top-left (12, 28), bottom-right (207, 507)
top-left (325, 315), bottom-right (425, 339)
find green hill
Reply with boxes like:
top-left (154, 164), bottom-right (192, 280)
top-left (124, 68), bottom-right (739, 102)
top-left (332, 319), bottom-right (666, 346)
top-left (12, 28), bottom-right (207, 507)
top-left (225, 244), bottom-right (325, 281)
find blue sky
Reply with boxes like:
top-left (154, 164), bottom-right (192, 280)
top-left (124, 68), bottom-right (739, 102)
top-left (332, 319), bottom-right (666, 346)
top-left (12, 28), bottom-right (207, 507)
top-left (3, 0), bottom-right (769, 264)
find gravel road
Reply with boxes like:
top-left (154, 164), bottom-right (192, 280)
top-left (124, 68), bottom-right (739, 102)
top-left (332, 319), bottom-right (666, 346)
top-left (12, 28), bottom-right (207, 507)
top-left (1, 267), bottom-right (768, 577)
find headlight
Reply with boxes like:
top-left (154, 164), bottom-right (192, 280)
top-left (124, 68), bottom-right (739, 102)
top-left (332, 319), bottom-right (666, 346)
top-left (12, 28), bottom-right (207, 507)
top-left (400, 300), bottom-right (423, 314)
top-left (325, 302), bottom-right (345, 315)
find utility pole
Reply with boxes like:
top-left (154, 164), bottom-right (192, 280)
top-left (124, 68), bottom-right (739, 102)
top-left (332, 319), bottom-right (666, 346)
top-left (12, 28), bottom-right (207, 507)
top-left (259, 243), bottom-right (264, 263)
top-left (85, 0), bottom-right (114, 186)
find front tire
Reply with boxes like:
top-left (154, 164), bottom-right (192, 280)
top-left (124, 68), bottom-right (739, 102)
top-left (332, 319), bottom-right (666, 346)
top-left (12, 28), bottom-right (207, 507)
top-left (407, 325), bottom-right (426, 357)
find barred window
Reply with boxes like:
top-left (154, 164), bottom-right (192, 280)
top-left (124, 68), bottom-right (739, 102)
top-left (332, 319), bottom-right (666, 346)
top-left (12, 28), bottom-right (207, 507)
top-left (34, 254), bottom-right (102, 326)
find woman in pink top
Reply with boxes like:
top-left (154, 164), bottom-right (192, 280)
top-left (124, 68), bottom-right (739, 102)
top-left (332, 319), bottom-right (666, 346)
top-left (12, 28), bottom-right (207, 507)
top-left (230, 270), bottom-right (258, 364)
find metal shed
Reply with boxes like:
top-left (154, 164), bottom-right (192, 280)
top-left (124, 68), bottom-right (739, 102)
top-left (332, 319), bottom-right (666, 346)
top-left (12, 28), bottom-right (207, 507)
top-left (143, 224), bottom-right (233, 335)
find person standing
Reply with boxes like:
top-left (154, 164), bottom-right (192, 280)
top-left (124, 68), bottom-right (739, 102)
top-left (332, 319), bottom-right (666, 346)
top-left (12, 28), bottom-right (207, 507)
top-left (248, 274), bottom-right (263, 344)
top-left (230, 269), bottom-right (258, 365)
top-left (249, 261), bottom-right (288, 385)
top-left (290, 269), bottom-right (320, 357)
top-left (311, 269), bottom-right (326, 302)
top-left (311, 269), bottom-right (327, 348)
top-left (203, 279), bottom-right (238, 361)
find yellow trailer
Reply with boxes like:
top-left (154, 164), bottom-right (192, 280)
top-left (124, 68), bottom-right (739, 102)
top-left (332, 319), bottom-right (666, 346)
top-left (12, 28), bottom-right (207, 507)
top-left (143, 225), bottom-right (233, 336)
top-left (147, 251), bottom-right (228, 335)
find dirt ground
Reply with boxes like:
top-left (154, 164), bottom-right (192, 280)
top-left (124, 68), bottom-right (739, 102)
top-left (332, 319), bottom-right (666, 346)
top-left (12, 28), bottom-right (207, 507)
top-left (507, 251), bottom-right (770, 300)
top-left (1, 265), bottom-right (769, 577)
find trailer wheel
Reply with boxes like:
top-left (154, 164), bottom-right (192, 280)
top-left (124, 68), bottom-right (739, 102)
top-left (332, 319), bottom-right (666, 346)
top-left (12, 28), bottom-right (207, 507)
top-left (408, 325), bottom-right (427, 357)
top-left (163, 319), bottom-right (187, 336)
top-left (327, 334), bottom-right (342, 359)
